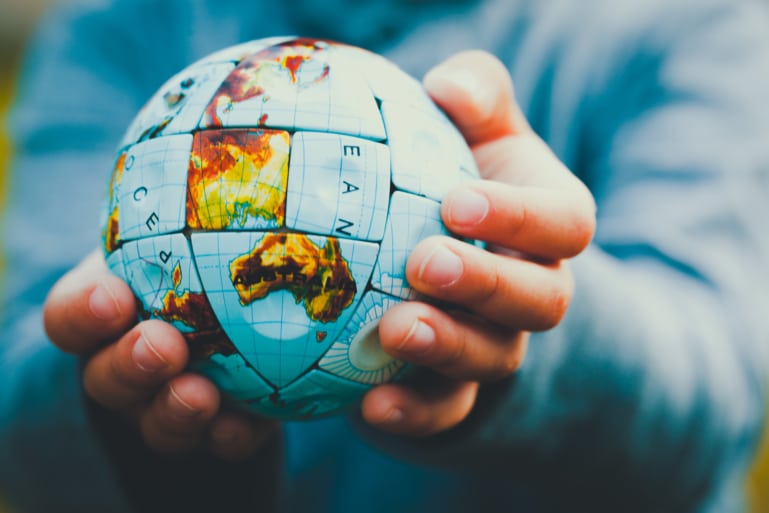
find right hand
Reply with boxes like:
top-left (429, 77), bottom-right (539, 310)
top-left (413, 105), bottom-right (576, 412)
top-left (43, 249), bottom-right (277, 460)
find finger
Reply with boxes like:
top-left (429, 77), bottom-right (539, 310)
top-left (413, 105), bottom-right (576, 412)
top-left (471, 133), bottom-right (598, 208)
top-left (441, 180), bottom-right (595, 259)
top-left (423, 50), bottom-right (530, 146)
top-left (407, 236), bottom-right (573, 331)
top-left (208, 412), bottom-right (279, 461)
top-left (361, 375), bottom-right (479, 437)
top-left (44, 249), bottom-right (137, 354)
top-left (423, 53), bottom-right (596, 252)
top-left (139, 373), bottom-right (220, 453)
top-left (379, 302), bottom-right (528, 382)
top-left (83, 320), bottom-right (188, 410)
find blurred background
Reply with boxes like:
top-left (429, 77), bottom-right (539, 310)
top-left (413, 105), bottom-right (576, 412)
top-left (0, 0), bottom-right (48, 216)
top-left (0, 0), bottom-right (768, 512)
top-left (0, 0), bottom-right (52, 499)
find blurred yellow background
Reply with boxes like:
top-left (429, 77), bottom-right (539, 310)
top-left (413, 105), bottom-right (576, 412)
top-left (751, 430), bottom-right (769, 512)
top-left (0, 1), bottom-right (767, 511)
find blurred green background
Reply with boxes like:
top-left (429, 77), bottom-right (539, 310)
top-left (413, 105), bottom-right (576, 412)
top-left (0, 1), bottom-right (768, 512)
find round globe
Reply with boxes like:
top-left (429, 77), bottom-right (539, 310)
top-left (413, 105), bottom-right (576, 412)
top-left (101, 37), bottom-right (479, 420)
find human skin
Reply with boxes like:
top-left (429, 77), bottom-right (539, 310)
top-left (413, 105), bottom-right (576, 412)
top-left (42, 50), bottom-right (595, 457)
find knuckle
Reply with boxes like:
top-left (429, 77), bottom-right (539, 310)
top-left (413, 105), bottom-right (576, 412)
top-left (439, 382), bottom-right (478, 431)
top-left (43, 295), bottom-right (80, 352)
top-left (81, 367), bottom-right (104, 405)
top-left (505, 197), bottom-right (528, 240)
top-left (438, 328), bottom-right (469, 369)
top-left (109, 340), bottom-right (146, 388)
top-left (473, 261), bottom-right (502, 308)
top-left (567, 185), bottom-right (597, 255)
top-left (41, 302), bottom-right (62, 347)
top-left (498, 350), bottom-right (524, 378)
top-left (568, 211), bottom-right (596, 256)
top-left (495, 336), bottom-right (528, 378)
top-left (537, 280), bottom-right (571, 330)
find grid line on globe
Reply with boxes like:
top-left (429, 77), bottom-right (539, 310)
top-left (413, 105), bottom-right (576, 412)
top-left (101, 37), bottom-right (479, 420)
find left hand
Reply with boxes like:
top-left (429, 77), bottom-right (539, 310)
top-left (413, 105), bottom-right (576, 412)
top-left (43, 251), bottom-right (277, 459)
top-left (361, 51), bottom-right (596, 437)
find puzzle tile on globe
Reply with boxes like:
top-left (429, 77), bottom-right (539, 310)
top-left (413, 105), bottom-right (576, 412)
top-left (118, 135), bottom-right (192, 242)
top-left (286, 132), bottom-right (390, 241)
top-left (382, 102), bottom-right (476, 201)
top-left (101, 149), bottom-right (129, 254)
top-left (120, 62), bottom-right (235, 147)
top-left (319, 290), bottom-right (406, 384)
top-left (193, 352), bottom-right (274, 403)
top-left (121, 233), bottom-right (211, 337)
top-left (458, 140), bottom-right (481, 181)
top-left (370, 192), bottom-right (449, 299)
top-left (191, 231), bottom-right (378, 387)
top-left (418, 102), bottom-right (481, 183)
top-left (187, 129), bottom-right (290, 231)
top-left (105, 248), bottom-right (126, 282)
top-left (256, 369), bottom-right (371, 419)
top-left (123, 233), bottom-right (238, 365)
top-left (200, 40), bottom-right (385, 140)
top-left (190, 37), bottom-right (294, 67)
top-left (339, 45), bottom-right (434, 108)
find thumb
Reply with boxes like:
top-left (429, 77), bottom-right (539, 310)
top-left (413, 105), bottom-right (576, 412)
top-left (44, 249), bottom-right (136, 353)
top-left (423, 50), bottom-right (530, 146)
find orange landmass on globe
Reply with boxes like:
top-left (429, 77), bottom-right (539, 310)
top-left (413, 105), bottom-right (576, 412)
top-left (151, 262), bottom-right (237, 360)
top-left (203, 39), bottom-right (331, 127)
top-left (186, 128), bottom-right (289, 230)
top-left (229, 233), bottom-right (356, 323)
top-left (103, 151), bottom-right (126, 253)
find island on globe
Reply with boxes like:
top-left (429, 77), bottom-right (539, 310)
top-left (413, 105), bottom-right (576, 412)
top-left (101, 36), bottom-right (479, 420)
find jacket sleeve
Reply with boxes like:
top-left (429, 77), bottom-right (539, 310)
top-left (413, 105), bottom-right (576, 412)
top-left (0, 1), bottom-right (280, 512)
top-left (354, 1), bottom-right (769, 510)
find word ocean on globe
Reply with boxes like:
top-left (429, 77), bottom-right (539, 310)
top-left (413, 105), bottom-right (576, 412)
top-left (101, 37), bottom-right (479, 420)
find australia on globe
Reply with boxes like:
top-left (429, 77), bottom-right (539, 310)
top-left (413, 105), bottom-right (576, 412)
top-left (101, 37), bottom-right (479, 419)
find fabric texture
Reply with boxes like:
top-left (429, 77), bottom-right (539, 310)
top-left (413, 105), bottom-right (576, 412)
top-left (2, 0), bottom-right (769, 511)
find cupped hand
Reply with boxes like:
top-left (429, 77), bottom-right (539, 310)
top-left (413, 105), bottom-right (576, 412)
top-left (43, 250), bottom-right (276, 459)
top-left (361, 51), bottom-right (596, 437)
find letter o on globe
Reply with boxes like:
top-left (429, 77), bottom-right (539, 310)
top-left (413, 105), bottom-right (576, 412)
top-left (101, 37), bottom-right (479, 420)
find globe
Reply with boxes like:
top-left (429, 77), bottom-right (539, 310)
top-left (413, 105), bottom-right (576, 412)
top-left (101, 37), bottom-right (479, 420)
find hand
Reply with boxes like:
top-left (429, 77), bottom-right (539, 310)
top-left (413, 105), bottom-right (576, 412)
top-left (361, 51), bottom-right (596, 436)
top-left (43, 250), bottom-right (277, 459)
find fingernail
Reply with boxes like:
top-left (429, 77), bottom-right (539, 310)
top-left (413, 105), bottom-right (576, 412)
top-left (447, 189), bottom-right (489, 226)
top-left (167, 386), bottom-right (201, 421)
top-left (383, 407), bottom-right (404, 424)
top-left (398, 319), bottom-right (435, 354)
top-left (88, 283), bottom-right (121, 320)
top-left (418, 245), bottom-right (463, 287)
top-left (377, 407), bottom-right (405, 425)
top-left (132, 333), bottom-right (168, 372)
